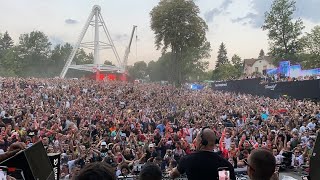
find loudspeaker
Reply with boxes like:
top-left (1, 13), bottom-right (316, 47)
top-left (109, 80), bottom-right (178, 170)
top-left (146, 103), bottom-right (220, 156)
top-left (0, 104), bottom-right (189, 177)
top-left (48, 153), bottom-right (61, 180)
top-left (0, 141), bottom-right (54, 180)
top-left (310, 132), bottom-right (320, 180)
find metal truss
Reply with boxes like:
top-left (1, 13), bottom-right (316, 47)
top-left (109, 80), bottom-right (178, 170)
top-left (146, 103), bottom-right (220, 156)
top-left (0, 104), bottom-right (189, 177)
top-left (60, 5), bottom-right (123, 78)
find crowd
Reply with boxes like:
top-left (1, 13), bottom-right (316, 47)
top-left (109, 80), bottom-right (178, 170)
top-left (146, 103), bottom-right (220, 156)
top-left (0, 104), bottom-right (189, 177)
top-left (0, 77), bottom-right (319, 179)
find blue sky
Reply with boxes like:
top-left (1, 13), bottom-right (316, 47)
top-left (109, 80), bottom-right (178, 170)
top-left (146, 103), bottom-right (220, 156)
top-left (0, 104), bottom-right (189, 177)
top-left (0, 0), bottom-right (319, 69)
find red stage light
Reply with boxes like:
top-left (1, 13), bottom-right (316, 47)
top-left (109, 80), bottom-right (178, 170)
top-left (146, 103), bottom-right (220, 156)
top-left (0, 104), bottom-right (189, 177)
top-left (107, 74), bottom-right (116, 81)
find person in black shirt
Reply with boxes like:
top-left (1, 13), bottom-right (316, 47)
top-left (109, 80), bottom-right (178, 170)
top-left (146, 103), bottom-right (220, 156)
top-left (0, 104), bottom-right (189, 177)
top-left (170, 127), bottom-right (236, 180)
top-left (246, 148), bottom-right (276, 180)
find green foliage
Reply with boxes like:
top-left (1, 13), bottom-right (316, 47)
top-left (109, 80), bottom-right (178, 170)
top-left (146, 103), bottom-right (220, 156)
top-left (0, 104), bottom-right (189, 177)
top-left (0, 47), bottom-right (22, 76)
top-left (216, 42), bottom-right (228, 68)
top-left (15, 31), bottom-right (52, 77)
top-left (299, 25), bottom-right (320, 68)
top-left (259, 49), bottom-right (265, 58)
top-left (211, 53), bottom-right (243, 81)
top-left (211, 63), bottom-right (237, 80)
top-left (0, 31), bottom-right (14, 52)
top-left (128, 61), bottom-right (148, 79)
top-left (0, 30), bottom-right (94, 78)
top-left (49, 43), bottom-right (73, 76)
top-left (262, 0), bottom-right (304, 64)
top-left (74, 49), bottom-right (93, 65)
top-left (150, 0), bottom-right (211, 86)
top-left (0, 31), bottom-right (14, 69)
top-left (231, 54), bottom-right (243, 78)
top-left (104, 60), bottom-right (114, 66)
top-left (148, 53), bottom-right (174, 82)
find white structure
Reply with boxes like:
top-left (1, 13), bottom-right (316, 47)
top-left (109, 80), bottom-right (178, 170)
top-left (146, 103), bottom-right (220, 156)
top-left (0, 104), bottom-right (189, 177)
top-left (60, 5), bottom-right (137, 78)
top-left (243, 56), bottom-right (276, 75)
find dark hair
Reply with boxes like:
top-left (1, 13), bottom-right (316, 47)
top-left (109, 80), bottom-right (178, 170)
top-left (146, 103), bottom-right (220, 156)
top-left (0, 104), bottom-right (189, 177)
top-left (139, 162), bottom-right (162, 180)
top-left (249, 148), bottom-right (276, 180)
top-left (120, 164), bottom-right (130, 172)
top-left (74, 162), bottom-right (116, 180)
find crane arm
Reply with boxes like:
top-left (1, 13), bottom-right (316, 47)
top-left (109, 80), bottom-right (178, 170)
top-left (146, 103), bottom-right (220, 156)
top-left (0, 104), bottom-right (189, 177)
top-left (122, 25), bottom-right (137, 71)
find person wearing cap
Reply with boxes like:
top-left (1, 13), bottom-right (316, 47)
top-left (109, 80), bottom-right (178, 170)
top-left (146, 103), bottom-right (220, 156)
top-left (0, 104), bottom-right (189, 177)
top-left (93, 141), bottom-right (108, 159)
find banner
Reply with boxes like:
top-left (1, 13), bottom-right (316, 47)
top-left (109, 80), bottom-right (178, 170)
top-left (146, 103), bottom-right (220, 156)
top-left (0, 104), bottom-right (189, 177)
top-left (212, 79), bottom-right (320, 100)
top-left (279, 61), bottom-right (291, 77)
top-left (48, 153), bottom-right (61, 180)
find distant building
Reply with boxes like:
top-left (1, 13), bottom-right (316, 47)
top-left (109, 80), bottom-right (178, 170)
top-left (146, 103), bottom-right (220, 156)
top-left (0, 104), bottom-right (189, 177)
top-left (243, 56), bottom-right (276, 75)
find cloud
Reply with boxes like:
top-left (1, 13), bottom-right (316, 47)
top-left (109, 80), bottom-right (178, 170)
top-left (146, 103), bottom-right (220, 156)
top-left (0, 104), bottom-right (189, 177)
top-left (220, 0), bottom-right (233, 9)
top-left (231, 12), bottom-right (264, 28)
top-left (65, 18), bottom-right (79, 25)
top-left (233, 0), bottom-right (320, 28)
top-left (204, 9), bottom-right (221, 23)
top-left (204, 0), bottom-right (234, 23)
top-left (112, 33), bottom-right (129, 42)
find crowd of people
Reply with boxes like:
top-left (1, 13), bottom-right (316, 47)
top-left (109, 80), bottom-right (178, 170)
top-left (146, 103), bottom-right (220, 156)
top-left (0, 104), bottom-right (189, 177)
top-left (0, 77), bottom-right (319, 179)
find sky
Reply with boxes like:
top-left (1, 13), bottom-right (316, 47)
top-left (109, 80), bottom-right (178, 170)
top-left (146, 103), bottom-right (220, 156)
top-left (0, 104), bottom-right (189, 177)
top-left (0, 0), bottom-right (319, 69)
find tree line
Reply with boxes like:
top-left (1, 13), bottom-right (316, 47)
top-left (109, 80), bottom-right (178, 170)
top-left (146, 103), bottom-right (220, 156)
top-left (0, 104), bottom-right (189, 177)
top-left (1, 0), bottom-right (319, 83)
top-left (0, 31), bottom-right (94, 77)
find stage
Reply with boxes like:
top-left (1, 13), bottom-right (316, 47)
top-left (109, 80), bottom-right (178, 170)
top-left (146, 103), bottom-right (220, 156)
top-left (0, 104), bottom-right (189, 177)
top-left (211, 79), bottom-right (320, 100)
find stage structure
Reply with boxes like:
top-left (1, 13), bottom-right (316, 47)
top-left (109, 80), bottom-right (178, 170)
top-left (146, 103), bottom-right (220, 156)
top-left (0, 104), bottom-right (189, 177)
top-left (60, 5), bottom-right (137, 80)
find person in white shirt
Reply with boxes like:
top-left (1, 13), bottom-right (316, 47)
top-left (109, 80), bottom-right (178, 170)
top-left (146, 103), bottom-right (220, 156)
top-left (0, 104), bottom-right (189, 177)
top-left (0, 109), bottom-right (5, 117)
top-left (307, 118), bottom-right (317, 131)
top-left (224, 131), bottom-right (232, 150)
top-left (184, 124), bottom-right (193, 144)
top-left (272, 148), bottom-right (283, 164)
top-left (65, 100), bottom-right (70, 109)
top-left (300, 131), bottom-right (310, 145)
top-left (299, 122), bottom-right (307, 134)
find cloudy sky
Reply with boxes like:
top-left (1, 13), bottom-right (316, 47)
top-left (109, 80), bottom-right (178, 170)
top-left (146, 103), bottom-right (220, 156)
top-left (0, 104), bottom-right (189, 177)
top-left (0, 0), bottom-right (319, 69)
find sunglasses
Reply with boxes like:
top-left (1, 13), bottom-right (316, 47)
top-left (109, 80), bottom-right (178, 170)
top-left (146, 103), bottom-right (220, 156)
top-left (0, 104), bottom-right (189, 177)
top-left (244, 159), bottom-right (255, 172)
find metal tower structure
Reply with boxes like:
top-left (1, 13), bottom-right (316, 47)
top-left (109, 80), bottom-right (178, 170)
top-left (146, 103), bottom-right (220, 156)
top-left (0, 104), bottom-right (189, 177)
top-left (123, 25), bottom-right (137, 72)
top-left (60, 5), bottom-right (126, 78)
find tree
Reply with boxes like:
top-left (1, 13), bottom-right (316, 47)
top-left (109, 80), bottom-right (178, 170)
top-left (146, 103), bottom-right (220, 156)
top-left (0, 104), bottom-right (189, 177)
top-left (148, 53), bottom-right (175, 82)
top-left (262, 0), bottom-right (304, 64)
top-left (0, 31), bottom-right (14, 65)
top-left (104, 60), bottom-right (114, 66)
top-left (181, 42), bottom-right (210, 81)
top-left (128, 61), bottom-right (148, 79)
top-left (299, 25), bottom-right (320, 68)
top-left (259, 49), bottom-right (265, 58)
top-left (0, 47), bottom-right (21, 76)
top-left (301, 26), bottom-right (320, 56)
top-left (150, 0), bottom-right (211, 86)
top-left (0, 31), bottom-right (14, 52)
top-left (49, 43), bottom-right (73, 76)
top-left (231, 54), bottom-right (243, 78)
top-left (216, 42), bottom-right (228, 68)
top-left (17, 31), bottom-right (52, 76)
top-left (74, 49), bottom-right (93, 65)
top-left (212, 63), bottom-right (237, 80)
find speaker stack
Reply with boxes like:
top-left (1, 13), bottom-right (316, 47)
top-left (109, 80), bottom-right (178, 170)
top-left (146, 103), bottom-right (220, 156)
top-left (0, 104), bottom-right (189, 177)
top-left (0, 141), bottom-right (54, 180)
